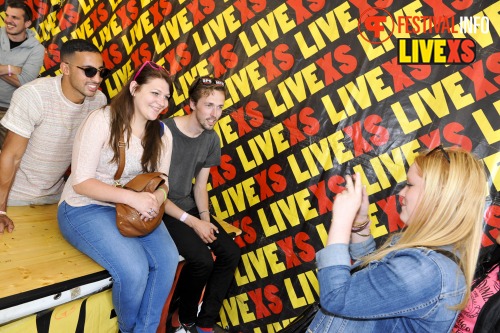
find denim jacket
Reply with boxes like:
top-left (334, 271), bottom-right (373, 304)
top-left (307, 236), bottom-right (465, 333)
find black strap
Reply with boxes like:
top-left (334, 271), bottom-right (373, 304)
top-left (350, 248), bottom-right (461, 275)
top-left (433, 248), bottom-right (461, 266)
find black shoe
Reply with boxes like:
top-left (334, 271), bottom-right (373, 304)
top-left (180, 323), bottom-right (198, 333)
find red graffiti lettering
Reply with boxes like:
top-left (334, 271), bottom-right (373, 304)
top-left (461, 60), bottom-right (499, 101)
top-left (422, 0), bottom-right (455, 18)
top-left (276, 236), bottom-right (302, 269)
top-left (376, 195), bottom-right (404, 233)
top-left (233, 216), bottom-right (257, 247)
top-left (209, 44), bottom-right (238, 77)
top-left (309, 180), bottom-right (333, 215)
top-left (102, 44), bottom-right (123, 67)
top-left (88, 3), bottom-right (108, 30)
top-left (230, 101), bottom-right (264, 137)
top-left (316, 45), bottom-right (356, 86)
top-left (56, 3), bottom-right (79, 30)
top-left (486, 52), bottom-right (500, 85)
top-left (163, 43), bottom-right (191, 75)
top-left (210, 155), bottom-right (236, 189)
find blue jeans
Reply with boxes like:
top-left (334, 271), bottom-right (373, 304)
top-left (58, 202), bottom-right (179, 333)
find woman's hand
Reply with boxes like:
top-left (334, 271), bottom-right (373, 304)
top-left (354, 184), bottom-right (369, 222)
top-left (129, 191), bottom-right (161, 221)
top-left (350, 184), bottom-right (372, 242)
top-left (327, 173), bottom-right (364, 245)
top-left (334, 173), bottom-right (364, 225)
top-left (154, 184), bottom-right (168, 207)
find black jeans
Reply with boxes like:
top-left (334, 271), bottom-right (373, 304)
top-left (164, 210), bottom-right (241, 327)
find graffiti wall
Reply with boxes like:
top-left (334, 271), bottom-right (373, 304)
top-left (1, 0), bottom-right (499, 331)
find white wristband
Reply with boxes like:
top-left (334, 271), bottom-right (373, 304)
top-left (8, 65), bottom-right (12, 77)
top-left (180, 211), bottom-right (188, 222)
top-left (0, 210), bottom-right (6, 215)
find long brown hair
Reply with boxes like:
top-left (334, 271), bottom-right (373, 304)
top-left (109, 63), bottom-right (173, 172)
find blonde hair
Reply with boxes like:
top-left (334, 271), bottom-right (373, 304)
top-left (362, 147), bottom-right (487, 309)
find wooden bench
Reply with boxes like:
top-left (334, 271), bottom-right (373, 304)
top-left (0, 204), bottom-right (112, 325)
top-left (0, 204), bottom-right (241, 331)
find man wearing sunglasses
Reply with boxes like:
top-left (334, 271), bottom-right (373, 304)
top-left (0, 0), bottom-right (44, 147)
top-left (0, 39), bottom-right (107, 233)
top-left (163, 76), bottom-right (240, 333)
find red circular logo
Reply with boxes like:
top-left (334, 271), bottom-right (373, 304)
top-left (358, 7), bottom-right (395, 44)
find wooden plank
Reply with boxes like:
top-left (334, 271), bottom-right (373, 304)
top-left (0, 205), bottom-right (242, 300)
top-left (211, 215), bottom-right (242, 237)
top-left (0, 205), bottom-right (105, 299)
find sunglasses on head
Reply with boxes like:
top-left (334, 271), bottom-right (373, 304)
top-left (188, 76), bottom-right (225, 96)
top-left (64, 62), bottom-right (110, 78)
top-left (198, 77), bottom-right (225, 86)
top-left (426, 144), bottom-right (451, 163)
top-left (133, 61), bottom-right (168, 81)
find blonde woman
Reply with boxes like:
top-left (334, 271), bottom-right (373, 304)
top-left (308, 147), bottom-right (487, 333)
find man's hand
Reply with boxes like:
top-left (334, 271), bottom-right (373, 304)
top-left (0, 131), bottom-right (30, 234)
top-left (0, 214), bottom-right (14, 233)
top-left (189, 216), bottom-right (219, 244)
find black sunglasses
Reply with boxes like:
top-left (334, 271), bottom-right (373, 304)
top-left (189, 76), bottom-right (225, 95)
top-left (198, 77), bottom-right (225, 86)
top-left (65, 62), bottom-right (110, 78)
top-left (427, 144), bottom-right (451, 163)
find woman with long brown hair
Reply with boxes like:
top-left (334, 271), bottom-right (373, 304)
top-left (58, 61), bottom-right (178, 332)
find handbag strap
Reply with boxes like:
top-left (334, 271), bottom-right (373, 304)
top-left (113, 121), bottom-right (165, 181)
top-left (114, 133), bottom-right (126, 181)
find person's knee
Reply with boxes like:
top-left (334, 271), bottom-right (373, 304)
top-left (155, 250), bottom-right (180, 280)
top-left (159, 246), bottom-right (180, 267)
top-left (224, 242), bottom-right (241, 268)
top-left (116, 261), bottom-right (148, 288)
top-left (192, 252), bottom-right (215, 272)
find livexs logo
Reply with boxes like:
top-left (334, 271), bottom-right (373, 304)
top-left (357, 7), bottom-right (488, 65)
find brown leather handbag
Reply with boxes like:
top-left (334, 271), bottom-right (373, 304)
top-left (113, 134), bottom-right (166, 237)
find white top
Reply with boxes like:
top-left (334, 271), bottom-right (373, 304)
top-left (60, 106), bottom-right (172, 207)
top-left (1, 75), bottom-right (107, 203)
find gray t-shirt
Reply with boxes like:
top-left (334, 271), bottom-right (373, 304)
top-left (164, 117), bottom-right (220, 211)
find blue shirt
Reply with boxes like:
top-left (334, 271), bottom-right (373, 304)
top-left (307, 237), bottom-right (465, 333)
